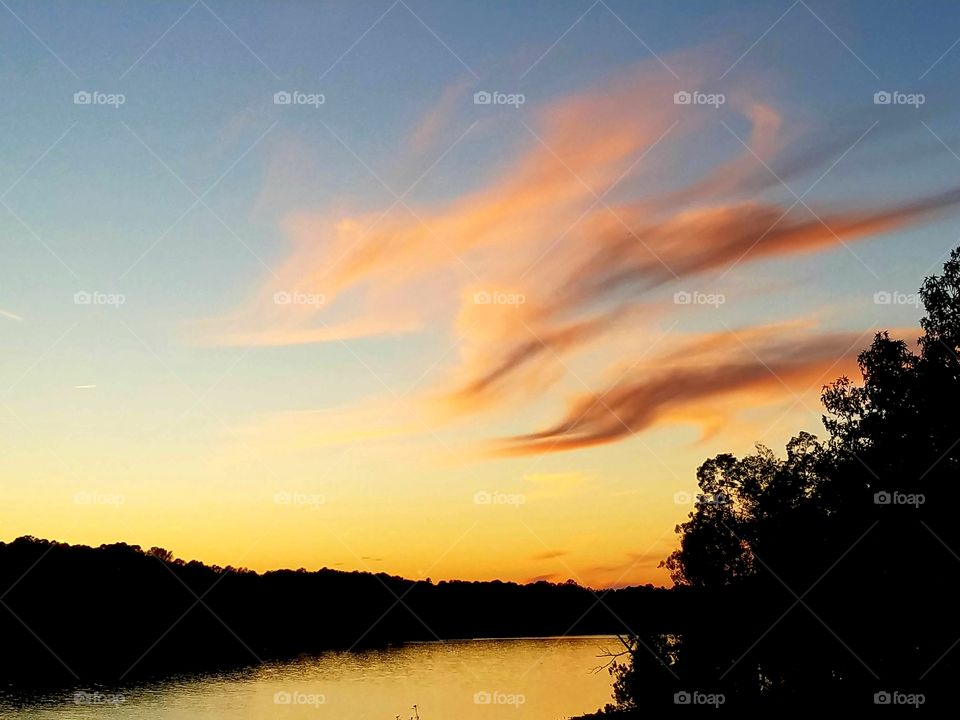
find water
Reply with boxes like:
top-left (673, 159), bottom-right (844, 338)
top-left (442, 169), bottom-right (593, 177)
top-left (2, 636), bottom-right (618, 719)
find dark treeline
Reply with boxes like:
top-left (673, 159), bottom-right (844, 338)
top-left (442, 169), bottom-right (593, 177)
top-left (0, 536), bottom-right (689, 687)
top-left (592, 251), bottom-right (960, 713)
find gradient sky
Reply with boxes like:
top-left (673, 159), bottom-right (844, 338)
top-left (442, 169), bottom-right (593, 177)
top-left (3, 0), bottom-right (960, 587)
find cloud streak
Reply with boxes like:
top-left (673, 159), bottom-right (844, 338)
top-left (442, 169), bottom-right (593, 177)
top-left (493, 328), bottom-right (868, 456)
top-left (199, 52), bottom-right (960, 456)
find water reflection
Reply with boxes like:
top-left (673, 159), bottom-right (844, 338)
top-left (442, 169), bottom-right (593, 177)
top-left (1, 636), bottom-right (615, 719)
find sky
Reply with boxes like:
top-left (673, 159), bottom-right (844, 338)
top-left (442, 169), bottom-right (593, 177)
top-left (2, 0), bottom-right (960, 588)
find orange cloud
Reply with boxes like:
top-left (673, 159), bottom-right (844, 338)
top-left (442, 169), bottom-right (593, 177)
top-left (491, 327), bottom-right (869, 456)
top-left (194, 60), bottom-right (706, 348)
top-left (532, 550), bottom-right (569, 561)
top-left (554, 189), bottom-right (960, 317)
top-left (195, 53), bottom-right (959, 456)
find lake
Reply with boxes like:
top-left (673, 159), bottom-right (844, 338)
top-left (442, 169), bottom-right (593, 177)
top-left (1, 636), bottom-right (618, 719)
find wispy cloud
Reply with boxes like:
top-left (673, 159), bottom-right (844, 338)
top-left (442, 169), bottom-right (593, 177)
top-left (493, 326), bottom-right (866, 456)
top-left (532, 550), bottom-right (569, 561)
top-left (197, 52), bottom-right (960, 456)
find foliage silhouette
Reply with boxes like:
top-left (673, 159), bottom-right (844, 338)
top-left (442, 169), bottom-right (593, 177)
top-left (599, 249), bottom-right (960, 712)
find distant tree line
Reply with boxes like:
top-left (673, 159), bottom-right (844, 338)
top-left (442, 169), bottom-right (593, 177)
top-left (0, 535), bottom-right (683, 687)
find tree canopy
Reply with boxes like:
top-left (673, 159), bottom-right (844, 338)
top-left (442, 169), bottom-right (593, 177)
top-left (609, 248), bottom-right (960, 710)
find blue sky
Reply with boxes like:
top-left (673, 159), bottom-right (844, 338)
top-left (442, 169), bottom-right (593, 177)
top-left (2, 0), bottom-right (960, 586)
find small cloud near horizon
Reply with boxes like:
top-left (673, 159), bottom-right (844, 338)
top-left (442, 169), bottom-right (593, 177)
top-left (532, 550), bottom-right (570, 561)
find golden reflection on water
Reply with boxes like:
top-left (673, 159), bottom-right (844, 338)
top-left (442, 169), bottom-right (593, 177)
top-left (3, 636), bottom-right (617, 719)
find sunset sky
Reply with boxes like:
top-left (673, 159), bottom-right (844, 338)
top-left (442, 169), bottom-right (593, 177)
top-left (3, 0), bottom-right (960, 587)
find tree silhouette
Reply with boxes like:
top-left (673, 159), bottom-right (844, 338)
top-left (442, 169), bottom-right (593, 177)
top-left (0, 536), bottom-right (673, 687)
top-left (605, 249), bottom-right (960, 711)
